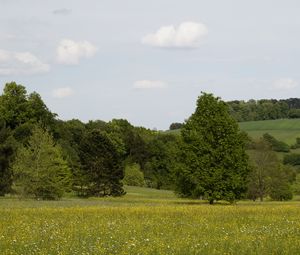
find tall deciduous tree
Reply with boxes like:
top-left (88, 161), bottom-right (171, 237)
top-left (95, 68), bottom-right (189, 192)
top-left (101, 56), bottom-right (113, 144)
top-left (12, 126), bottom-right (71, 200)
top-left (174, 93), bottom-right (249, 204)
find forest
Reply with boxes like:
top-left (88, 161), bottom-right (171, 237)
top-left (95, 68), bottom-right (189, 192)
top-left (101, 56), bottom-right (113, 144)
top-left (1, 81), bottom-right (300, 202)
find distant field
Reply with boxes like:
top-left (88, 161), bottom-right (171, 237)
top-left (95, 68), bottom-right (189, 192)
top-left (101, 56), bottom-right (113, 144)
top-left (1, 186), bottom-right (300, 254)
top-left (239, 119), bottom-right (300, 145)
top-left (167, 119), bottom-right (300, 145)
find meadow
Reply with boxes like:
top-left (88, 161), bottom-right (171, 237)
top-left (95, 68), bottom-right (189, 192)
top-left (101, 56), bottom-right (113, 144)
top-left (1, 186), bottom-right (300, 255)
top-left (239, 118), bottom-right (300, 145)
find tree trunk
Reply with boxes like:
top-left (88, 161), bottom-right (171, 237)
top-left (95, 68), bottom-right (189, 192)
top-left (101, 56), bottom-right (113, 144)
top-left (209, 199), bottom-right (214, 205)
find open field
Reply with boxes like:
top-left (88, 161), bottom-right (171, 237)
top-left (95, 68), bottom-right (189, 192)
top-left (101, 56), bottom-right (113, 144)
top-left (1, 186), bottom-right (300, 255)
top-left (167, 119), bottom-right (300, 145)
top-left (239, 119), bottom-right (300, 145)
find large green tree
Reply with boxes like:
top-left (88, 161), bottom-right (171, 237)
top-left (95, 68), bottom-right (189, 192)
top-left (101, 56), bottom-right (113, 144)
top-left (174, 93), bottom-right (249, 204)
top-left (12, 126), bottom-right (71, 200)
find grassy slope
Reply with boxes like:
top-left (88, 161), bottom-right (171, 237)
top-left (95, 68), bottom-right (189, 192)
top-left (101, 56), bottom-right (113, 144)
top-left (239, 119), bottom-right (300, 145)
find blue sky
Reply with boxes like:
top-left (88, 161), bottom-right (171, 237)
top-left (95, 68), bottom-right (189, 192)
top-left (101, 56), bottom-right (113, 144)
top-left (0, 0), bottom-right (300, 129)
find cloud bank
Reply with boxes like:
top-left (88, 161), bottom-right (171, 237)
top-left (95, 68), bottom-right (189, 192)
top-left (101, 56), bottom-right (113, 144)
top-left (52, 87), bottom-right (74, 98)
top-left (0, 49), bottom-right (50, 75)
top-left (56, 39), bottom-right (98, 65)
top-left (134, 80), bottom-right (167, 89)
top-left (142, 21), bottom-right (208, 48)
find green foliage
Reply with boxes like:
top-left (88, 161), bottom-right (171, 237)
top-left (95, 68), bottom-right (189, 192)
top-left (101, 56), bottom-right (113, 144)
top-left (169, 122), bottom-right (183, 130)
top-left (247, 140), bottom-right (277, 201)
top-left (123, 163), bottom-right (145, 187)
top-left (247, 140), bottom-right (295, 201)
top-left (52, 119), bottom-right (86, 192)
top-left (291, 174), bottom-right (300, 195)
top-left (283, 153), bottom-right (300, 166)
top-left (12, 122), bottom-right (34, 145)
top-left (12, 126), bottom-right (71, 200)
top-left (239, 119), bottom-right (300, 145)
top-left (262, 133), bottom-right (290, 152)
top-left (227, 98), bottom-right (300, 122)
top-left (0, 82), bottom-right (56, 130)
top-left (78, 130), bottom-right (125, 197)
top-left (288, 109), bottom-right (300, 118)
top-left (268, 164), bottom-right (294, 201)
top-left (175, 93), bottom-right (249, 203)
top-left (0, 82), bottom-right (28, 129)
top-left (269, 181), bottom-right (293, 201)
top-left (144, 133), bottom-right (178, 189)
top-left (105, 119), bottom-right (151, 169)
top-left (0, 120), bottom-right (16, 195)
top-left (291, 137), bottom-right (300, 149)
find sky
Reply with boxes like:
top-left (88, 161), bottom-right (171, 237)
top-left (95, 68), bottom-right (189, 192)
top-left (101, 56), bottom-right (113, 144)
top-left (0, 0), bottom-right (300, 130)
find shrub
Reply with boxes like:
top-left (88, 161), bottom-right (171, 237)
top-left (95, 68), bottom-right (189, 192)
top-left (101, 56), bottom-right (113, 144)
top-left (283, 153), bottom-right (300, 166)
top-left (123, 163), bottom-right (145, 187)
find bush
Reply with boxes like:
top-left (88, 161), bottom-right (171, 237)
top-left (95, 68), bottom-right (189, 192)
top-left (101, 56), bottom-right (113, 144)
top-left (288, 109), bottom-right (300, 118)
top-left (292, 174), bottom-right (300, 195)
top-left (269, 185), bottom-right (293, 201)
top-left (291, 137), bottom-right (300, 149)
top-left (283, 153), bottom-right (300, 166)
top-left (123, 163), bottom-right (145, 187)
top-left (262, 133), bottom-right (290, 152)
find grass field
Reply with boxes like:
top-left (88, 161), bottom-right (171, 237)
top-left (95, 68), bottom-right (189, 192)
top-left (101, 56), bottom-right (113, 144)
top-left (1, 186), bottom-right (300, 254)
top-left (167, 119), bottom-right (300, 145)
top-left (239, 119), bottom-right (300, 145)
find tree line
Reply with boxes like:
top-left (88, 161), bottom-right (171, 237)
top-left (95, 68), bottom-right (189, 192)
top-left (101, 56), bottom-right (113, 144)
top-left (1, 82), bottom-right (299, 203)
top-left (228, 98), bottom-right (300, 122)
top-left (169, 98), bottom-right (300, 130)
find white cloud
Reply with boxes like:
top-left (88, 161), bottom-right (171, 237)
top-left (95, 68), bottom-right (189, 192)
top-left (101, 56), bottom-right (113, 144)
top-left (272, 78), bottom-right (298, 90)
top-left (56, 39), bottom-right (98, 65)
top-left (134, 80), bottom-right (167, 89)
top-left (0, 49), bottom-right (50, 75)
top-left (142, 21), bottom-right (208, 48)
top-left (52, 87), bottom-right (74, 98)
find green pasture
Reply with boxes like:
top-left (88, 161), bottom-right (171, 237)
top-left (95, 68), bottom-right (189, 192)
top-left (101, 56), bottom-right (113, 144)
top-left (239, 119), bottom-right (300, 145)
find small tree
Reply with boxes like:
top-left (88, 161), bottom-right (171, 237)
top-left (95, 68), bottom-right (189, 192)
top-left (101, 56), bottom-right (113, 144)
top-left (12, 126), bottom-right (71, 200)
top-left (247, 140), bottom-right (279, 201)
top-left (174, 93), bottom-right (249, 204)
top-left (247, 140), bottom-right (295, 201)
top-left (123, 163), bottom-right (145, 187)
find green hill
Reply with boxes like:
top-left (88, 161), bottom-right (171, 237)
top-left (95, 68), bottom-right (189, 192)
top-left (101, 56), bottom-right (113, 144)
top-left (239, 119), bottom-right (300, 145)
